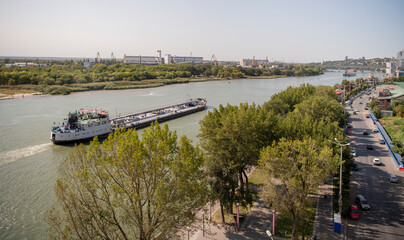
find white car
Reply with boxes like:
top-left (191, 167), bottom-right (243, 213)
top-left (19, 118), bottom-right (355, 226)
top-left (351, 150), bottom-right (357, 157)
top-left (389, 175), bottom-right (398, 183)
top-left (373, 158), bottom-right (381, 165)
top-left (373, 128), bottom-right (379, 132)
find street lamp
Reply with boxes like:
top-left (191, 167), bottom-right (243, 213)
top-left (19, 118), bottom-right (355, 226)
top-left (187, 226), bottom-right (190, 240)
top-left (328, 138), bottom-right (350, 216)
top-left (236, 203), bottom-right (240, 229)
top-left (202, 211), bottom-right (205, 237)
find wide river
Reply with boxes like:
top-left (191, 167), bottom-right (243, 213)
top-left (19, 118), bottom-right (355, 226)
top-left (0, 71), bottom-right (381, 239)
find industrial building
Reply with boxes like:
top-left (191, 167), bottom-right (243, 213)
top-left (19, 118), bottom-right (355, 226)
top-left (164, 54), bottom-right (203, 64)
top-left (122, 50), bottom-right (203, 65)
top-left (239, 58), bottom-right (267, 68)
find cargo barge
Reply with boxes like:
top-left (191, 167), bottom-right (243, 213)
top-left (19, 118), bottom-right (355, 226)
top-left (50, 98), bottom-right (207, 144)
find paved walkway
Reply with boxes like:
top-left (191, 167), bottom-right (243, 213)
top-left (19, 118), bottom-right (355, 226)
top-left (313, 181), bottom-right (343, 240)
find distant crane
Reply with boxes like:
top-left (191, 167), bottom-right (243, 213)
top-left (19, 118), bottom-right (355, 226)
top-left (211, 54), bottom-right (218, 66)
top-left (251, 56), bottom-right (256, 68)
top-left (111, 52), bottom-right (116, 63)
top-left (189, 52), bottom-right (192, 64)
top-left (173, 55), bottom-right (176, 64)
top-left (122, 54), bottom-right (126, 64)
top-left (95, 52), bottom-right (101, 63)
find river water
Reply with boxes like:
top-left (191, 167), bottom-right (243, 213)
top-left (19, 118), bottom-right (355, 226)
top-left (0, 71), bottom-right (380, 239)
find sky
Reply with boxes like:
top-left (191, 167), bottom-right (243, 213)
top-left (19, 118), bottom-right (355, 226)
top-left (0, 0), bottom-right (403, 62)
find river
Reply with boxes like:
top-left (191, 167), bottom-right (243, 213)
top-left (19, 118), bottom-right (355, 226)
top-left (0, 71), bottom-right (381, 240)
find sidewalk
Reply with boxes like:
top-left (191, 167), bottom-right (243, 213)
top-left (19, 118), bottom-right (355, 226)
top-left (312, 182), bottom-right (342, 240)
top-left (187, 198), bottom-right (285, 240)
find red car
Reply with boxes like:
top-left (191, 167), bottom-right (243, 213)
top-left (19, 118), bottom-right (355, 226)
top-left (349, 205), bottom-right (359, 220)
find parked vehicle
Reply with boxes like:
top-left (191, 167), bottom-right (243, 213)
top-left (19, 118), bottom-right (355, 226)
top-left (373, 158), bottom-right (381, 165)
top-left (365, 114), bottom-right (370, 118)
top-left (356, 195), bottom-right (370, 210)
top-left (379, 139), bottom-right (385, 144)
top-left (373, 128), bottom-right (379, 132)
top-left (349, 205), bottom-right (359, 219)
top-left (351, 150), bottom-right (357, 157)
top-left (363, 130), bottom-right (369, 135)
top-left (389, 175), bottom-right (398, 183)
top-left (351, 164), bottom-right (359, 171)
top-left (367, 144), bottom-right (373, 150)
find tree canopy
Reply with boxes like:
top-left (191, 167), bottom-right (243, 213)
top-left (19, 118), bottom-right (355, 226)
top-left (47, 123), bottom-right (208, 240)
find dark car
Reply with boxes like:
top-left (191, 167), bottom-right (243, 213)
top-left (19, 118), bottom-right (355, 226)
top-left (356, 195), bottom-right (370, 210)
top-left (367, 144), bottom-right (373, 150)
top-left (351, 164), bottom-right (359, 171)
top-left (365, 107), bottom-right (369, 110)
top-left (363, 130), bottom-right (369, 135)
top-left (347, 125), bottom-right (353, 129)
top-left (379, 139), bottom-right (385, 144)
top-left (365, 114), bottom-right (370, 118)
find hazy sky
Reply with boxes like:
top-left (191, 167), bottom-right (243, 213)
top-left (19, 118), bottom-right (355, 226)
top-left (0, 0), bottom-right (403, 62)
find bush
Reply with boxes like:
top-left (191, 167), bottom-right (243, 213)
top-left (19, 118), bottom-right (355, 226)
top-left (372, 106), bottom-right (382, 119)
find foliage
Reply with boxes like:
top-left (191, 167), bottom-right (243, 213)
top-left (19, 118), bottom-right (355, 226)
top-left (372, 105), bottom-right (382, 119)
top-left (47, 123), bottom-right (208, 240)
top-left (198, 103), bottom-right (279, 221)
top-left (0, 63), bottom-right (323, 92)
top-left (259, 138), bottom-right (338, 240)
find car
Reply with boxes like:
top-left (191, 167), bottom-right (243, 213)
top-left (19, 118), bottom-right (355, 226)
top-left (355, 109), bottom-right (359, 112)
top-left (373, 128), bottom-right (379, 132)
top-left (365, 114), bottom-right (370, 118)
top-left (347, 125), bottom-right (353, 129)
top-left (359, 102), bottom-right (363, 104)
top-left (367, 144), bottom-right (373, 150)
top-left (349, 205), bottom-right (359, 219)
top-left (353, 111), bottom-right (357, 115)
top-left (351, 150), bottom-right (357, 157)
top-left (364, 107), bottom-right (369, 110)
top-left (373, 158), bottom-right (381, 165)
top-left (363, 130), bottom-right (369, 135)
top-left (379, 139), bottom-right (385, 144)
top-left (351, 164), bottom-right (359, 171)
top-left (356, 195), bottom-right (370, 210)
top-left (389, 175), bottom-right (398, 183)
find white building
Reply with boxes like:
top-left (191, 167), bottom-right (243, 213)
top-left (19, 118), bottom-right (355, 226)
top-left (386, 60), bottom-right (397, 77)
top-left (164, 54), bottom-right (203, 64)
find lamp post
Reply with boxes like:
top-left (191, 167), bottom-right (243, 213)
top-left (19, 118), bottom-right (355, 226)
top-left (202, 211), bottom-right (205, 237)
top-left (187, 226), bottom-right (190, 240)
top-left (236, 203), bottom-right (240, 229)
top-left (272, 209), bottom-right (276, 235)
top-left (328, 138), bottom-right (350, 217)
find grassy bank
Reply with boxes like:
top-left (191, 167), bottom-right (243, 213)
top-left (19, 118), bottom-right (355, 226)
top-left (380, 116), bottom-right (404, 143)
top-left (0, 75), bottom-right (288, 96)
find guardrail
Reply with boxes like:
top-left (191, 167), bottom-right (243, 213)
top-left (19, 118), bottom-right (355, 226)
top-left (369, 112), bottom-right (404, 170)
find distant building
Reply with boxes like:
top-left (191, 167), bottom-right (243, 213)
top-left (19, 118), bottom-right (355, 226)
top-left (124, 56), bottom-right (161, 65)
top-left (386, 60), bottom-right (397, 77)
top-left (376, 82), bottom-right (404, 110)
top-left (239, 59), bottom-right (266, 67)
top-left (164, 54), bottom-right (203, 64)
top-left (397, 49), bottom-right (404, 68)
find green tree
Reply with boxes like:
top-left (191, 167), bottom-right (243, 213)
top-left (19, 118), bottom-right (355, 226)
top-left (259, 138), bottom-right (338, 240)
top-left (47, 123), bottom-right (208, 240)
top-left (198, 103), bottom-right (278, 221)
top-left (372, 105), bottom-right (382, 119)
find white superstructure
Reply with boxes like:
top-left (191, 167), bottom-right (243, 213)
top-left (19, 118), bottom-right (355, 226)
top-left (50, 109), bottom-right (111, 144)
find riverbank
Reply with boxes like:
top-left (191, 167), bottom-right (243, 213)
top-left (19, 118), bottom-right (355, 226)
top-left (0, 75), bottom-right (292, 98)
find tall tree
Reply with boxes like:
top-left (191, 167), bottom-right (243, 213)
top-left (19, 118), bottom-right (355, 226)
top-left (47, 123), bottom-right (208, 240)
top-left (198, 103), bottom-right (278, 220)
top-left (259, 138), bottom-right (338, 240)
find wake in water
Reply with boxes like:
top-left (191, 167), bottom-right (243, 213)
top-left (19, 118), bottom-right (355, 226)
top-left (0, 143), bottom-right (52, 167)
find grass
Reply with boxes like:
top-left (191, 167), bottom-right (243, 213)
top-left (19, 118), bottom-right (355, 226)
top-left (380, 116), bottom-right (404, 143)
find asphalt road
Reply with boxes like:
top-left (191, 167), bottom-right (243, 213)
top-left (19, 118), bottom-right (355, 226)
top-left (346, 95), bottom-right (404, 239)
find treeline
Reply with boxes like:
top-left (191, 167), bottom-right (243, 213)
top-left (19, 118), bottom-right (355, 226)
top-left (0, 63), bottom-right (323, 86)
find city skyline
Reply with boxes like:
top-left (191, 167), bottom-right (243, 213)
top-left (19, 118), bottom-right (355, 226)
top-left (0, 0), bottom-right (403, 62)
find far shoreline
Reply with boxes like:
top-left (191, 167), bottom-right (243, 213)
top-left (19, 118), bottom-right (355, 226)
top-left (0, 73), bottom-right (323, 100)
